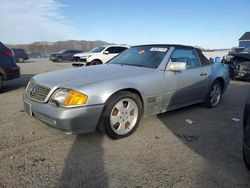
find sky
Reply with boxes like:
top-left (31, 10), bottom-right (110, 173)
top-left (0, 0), bottom-right (249, 49)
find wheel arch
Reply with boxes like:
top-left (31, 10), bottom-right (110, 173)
top-left (105, 88), bottom-right (144, 111)
top-left (96, 87), bottom-right (145, 134)
top-left (214, 77), bottom-right (225, 92)
top-left (87, 59), bottom-right (103, 65)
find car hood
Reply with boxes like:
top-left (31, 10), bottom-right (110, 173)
top-left (73, 52), bottom-right (96, 57)
top-left (33, 64), bottom-right (154, 89)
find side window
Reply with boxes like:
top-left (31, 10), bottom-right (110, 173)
top-left (106, 47), bottom-right (127, 54)
top-left (106, 47), bottom-right (116, 54)
top-left (116, 47), bottom-right (127, 53)
top-left (170, 49), bottom-right (201, 69)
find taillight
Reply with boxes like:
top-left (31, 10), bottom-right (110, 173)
top-left (3, 50), bottom-right (13, 57)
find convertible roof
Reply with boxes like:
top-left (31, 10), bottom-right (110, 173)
top-left (132, 44), bottom-right (196, 49)
top-left (132, 44), bottom-right (212, 66)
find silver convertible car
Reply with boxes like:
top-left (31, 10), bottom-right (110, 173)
top-left (23, 45), bottom-right (230, 139)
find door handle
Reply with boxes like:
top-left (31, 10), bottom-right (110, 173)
top-left (200, 72), bottom-right (207, 76)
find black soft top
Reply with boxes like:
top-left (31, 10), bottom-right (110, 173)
top-left (132, 44), bottom-right (212, 66)
top-left (133, 44), bottom-right (195, 49)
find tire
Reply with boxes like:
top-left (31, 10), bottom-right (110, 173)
top-left (99, 91), bottom-right (143, 139)
top-left (243, 146), bottom-right (250, 170)
top-left (56, 57), bottom-right (63, 62)
top-left (18, 57), bottom-right (24, 63)
top-left (243, 114), bottom-right (250, 170)
top-left (89, 60), bottom-right (102, 66)
top-left (205, 80), bottom-right (222, 108)
top-left (0, 75), bottom-right (3, 91)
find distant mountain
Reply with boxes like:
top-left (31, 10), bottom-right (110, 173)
top-left (8, 40), bottom-right (112, 53)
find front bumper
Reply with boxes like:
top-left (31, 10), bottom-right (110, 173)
top-left (72, 62), bottom-right (87, 66)
top-left (49, 56), bottom-right (56, 61)
top-left (237, 71), bottom-right (250, 79)
top-left (23, 94), bottom-right (104, 134)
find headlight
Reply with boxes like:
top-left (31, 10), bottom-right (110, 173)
top-left (80, 55), bottom-right (91, 59)
top-left (50, 89), bottom-right (88, 107)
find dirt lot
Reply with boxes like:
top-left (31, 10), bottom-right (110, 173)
top-left (0, 59), bottom-right (250, 188)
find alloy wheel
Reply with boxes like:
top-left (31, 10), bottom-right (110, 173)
top-left (110, 98), bottom-right (139, 135)
top-left (210, 84), bottom-right (221, 107)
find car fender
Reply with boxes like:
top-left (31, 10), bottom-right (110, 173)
top-left (86, 54), bottom-right (104, 63)
top-left (76, 71), bottom-right (164, 115)
top-left (82, 80), bottom-right (144, 104)
top-left (210, 63), bottom-right (230, 91)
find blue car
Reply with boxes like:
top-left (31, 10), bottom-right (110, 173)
top-left (0, 42), bottom-right (20, 90)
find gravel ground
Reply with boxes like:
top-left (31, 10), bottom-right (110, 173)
top-left (0, 59), bottom-right (250, 188)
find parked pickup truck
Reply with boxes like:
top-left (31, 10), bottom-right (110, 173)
top-left (224, 47), bottom-right (250, 80)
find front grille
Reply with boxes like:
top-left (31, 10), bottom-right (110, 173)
top-left (73, 56), bottom-right (86, 62)
top-left (26, 79), bottom-right (51, 102)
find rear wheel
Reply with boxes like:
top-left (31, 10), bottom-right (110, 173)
top-left (205, 80), bottom-right (222, 108)
top-left (56, 57), bottom-right (63, 62)
top-left (100, 91), bottom-right (143, 139)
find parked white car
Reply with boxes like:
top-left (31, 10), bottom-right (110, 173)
top-left (72, 45), bottom-right (129, 66)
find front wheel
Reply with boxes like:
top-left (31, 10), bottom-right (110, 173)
top-left (205, 81), bottom-right (222, 108)
top-left (100, 91), bottom-right (143, 139)
top-left (88, 60), bottom-right (102, 66)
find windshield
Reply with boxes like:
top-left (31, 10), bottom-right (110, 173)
top-left (241, 48), bottom-right (250, 54)
top-left (108, 46), bottom-right (168, 68)
top-left (90, 46), bottom-right (105, 53)
top-left (58, 49), bottom-right (67, 53)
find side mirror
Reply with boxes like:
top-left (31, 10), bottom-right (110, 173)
top-left (103, 51), bottom-right (109, 55)
top-left (167, 62), bottom-right (186, 71)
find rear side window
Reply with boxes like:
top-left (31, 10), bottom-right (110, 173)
top-left (196, 49), bottom-right (213, 66)
top-left (170, 48), bottom-right (201, 69)
top-left (106, 47), bottom-right (127, 54)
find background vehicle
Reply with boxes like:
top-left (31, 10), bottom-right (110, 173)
top-left (243, 87), bottom-right (250, 170)
top-left (12, 48), bottom-right (29, 63)
top-left (224, 48), bottom-right (250, 80)
top-left (49, 49), bottom-right (83, 62)
top-left (0, 42), bottom-right (20, 90)
top-left (72, 45), bottom-right (129, 66)
top-left (24, 44), bottom-right (229, 139)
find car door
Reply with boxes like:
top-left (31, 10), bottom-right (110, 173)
top-left (102, 47), bottom-right (124, 63)
top-left (163, 48), bottom-right (209, 109)
top-left (64, 50), bottom-right (73, 60)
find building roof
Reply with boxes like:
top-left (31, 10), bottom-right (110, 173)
top-left (239, 32), bottom-right (250, 40)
